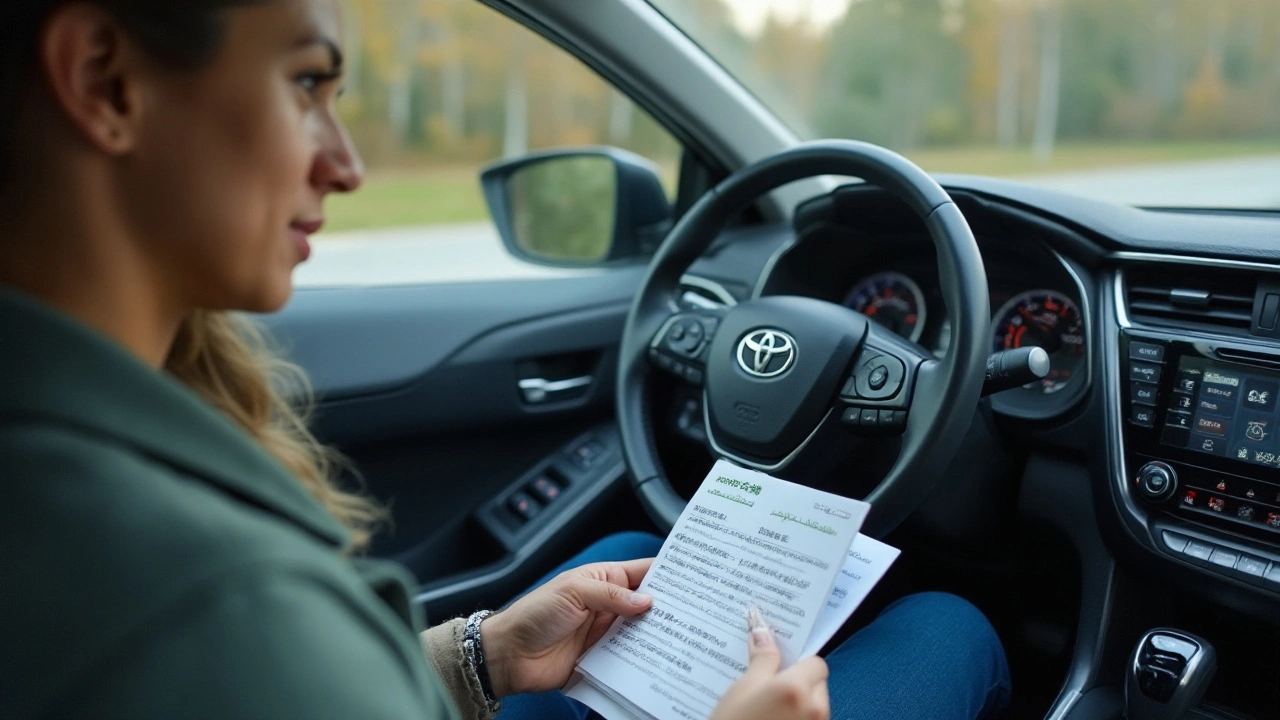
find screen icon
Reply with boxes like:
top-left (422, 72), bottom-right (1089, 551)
top-left (1195, 416), bottom-right (1228, 437)
top-left (1243, 379), bottom-right (1279, 412)
top-left (1246, 420), bottom-right (1270, 441)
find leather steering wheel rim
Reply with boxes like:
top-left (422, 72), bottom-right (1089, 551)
top-left (616, 139), bottom-right (989, 538)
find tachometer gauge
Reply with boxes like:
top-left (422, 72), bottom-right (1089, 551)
top-left (843, 272), bottom-right (927, 343)
top-left (991, 289), bottom-right (1086, 394)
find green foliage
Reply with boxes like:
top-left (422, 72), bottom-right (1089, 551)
top-left (323, 168), bottom-right (488, 232)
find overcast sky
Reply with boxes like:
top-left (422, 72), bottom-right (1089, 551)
top-left (724, 0), bottom-right (852, 35)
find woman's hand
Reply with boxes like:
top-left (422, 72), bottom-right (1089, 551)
top-left (710, 606), bottom-right (831, 720)
top-left (479, 558), bottom-right (653, 697)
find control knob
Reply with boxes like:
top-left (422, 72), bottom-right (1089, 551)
top-left (1136, 461), bottom-right (1177, 503)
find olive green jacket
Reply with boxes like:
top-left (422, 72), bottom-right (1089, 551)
top-left (0, 289), bottom-right (487, 719)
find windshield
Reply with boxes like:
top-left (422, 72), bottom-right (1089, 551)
top-left (649, 0), bottom-right (1280, 209)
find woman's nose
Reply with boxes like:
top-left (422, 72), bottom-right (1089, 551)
top-left (312, 121), bottom-right (364, 195)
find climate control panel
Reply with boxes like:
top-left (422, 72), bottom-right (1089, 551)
top-left (1132, 455), bottom-right (1280, 537)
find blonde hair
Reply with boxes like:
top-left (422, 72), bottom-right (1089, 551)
top-left (164, 310), bottom-right (384, 551)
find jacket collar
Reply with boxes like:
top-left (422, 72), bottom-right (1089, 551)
top-left (0, 288), bottom-right (350, 549)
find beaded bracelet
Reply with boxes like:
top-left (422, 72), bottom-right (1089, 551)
top-left (462, 610), bottom-right (501, 714)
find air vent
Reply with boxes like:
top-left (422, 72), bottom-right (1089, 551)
top-left (1124, 264), bottom-right (1257, 334)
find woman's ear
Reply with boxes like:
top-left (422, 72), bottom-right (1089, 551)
top-left (38, 3), bottom-right (149, 157)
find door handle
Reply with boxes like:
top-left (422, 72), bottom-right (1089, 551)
top-left (518, 375), bottom-right (594, 404)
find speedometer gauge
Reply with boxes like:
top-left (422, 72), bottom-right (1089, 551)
top-left (992, 289), bottom-right (1086, 395)
top-left (843, 272), bottom-right (927, 343)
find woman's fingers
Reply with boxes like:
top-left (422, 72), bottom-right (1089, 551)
top-left (741, 605), bottom-right (782, 681)
top-left (568, 557), bottom-right (654, 591)
top-left (779, 656), bottom-right (829, 687)
top-left (810, 675), bottom-right (831, 719)
top-left (572, 577), bottom-right (653, 616)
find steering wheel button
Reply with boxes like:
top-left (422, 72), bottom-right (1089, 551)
top-left (668, 324), bottom-right (686, 342)
top-left (856, 354), bottom-right (906, 399)
top-left (868, 365), bottom-right (889, 390)
top-left (860, 408), bottom-right (879, 426)
top-left (686, 322), bottom-right (704, 341)
top-left (841, 407), bottom-right (862, 426)
top-left (878, 409), bottom-right (896, 426)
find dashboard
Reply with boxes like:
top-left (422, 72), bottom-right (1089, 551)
top-left (668, 175), bottom-right (1280, 719)
top-left (754, 186), bottom-right (1093, 420)
top-left (670, 175), bottom-right (1280, 636)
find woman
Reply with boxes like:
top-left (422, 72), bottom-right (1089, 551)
top-left (0, 2), bottom-right (1009, 719)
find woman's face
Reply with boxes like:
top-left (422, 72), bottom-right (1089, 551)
top-left (123, 0), bottom-right (362, 313)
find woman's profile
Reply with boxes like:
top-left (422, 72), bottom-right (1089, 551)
top-left (0, 2), bottom-right (1009, 719)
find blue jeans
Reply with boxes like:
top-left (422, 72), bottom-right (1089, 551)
top-left (499, 532), bottom-right (1010, 720)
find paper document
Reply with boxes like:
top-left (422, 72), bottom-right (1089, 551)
top-left (565, 460), bottom-right (895, 720)
top-left (802, 533), bottom-right (900, 657)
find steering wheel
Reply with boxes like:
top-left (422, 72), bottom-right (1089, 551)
top-left (616, 140), bottom-right (989, 537)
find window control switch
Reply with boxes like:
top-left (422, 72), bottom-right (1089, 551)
top-left (507, 491), bottom-right (541, 522)
top-left (530, 476), bottom-right (562, 504)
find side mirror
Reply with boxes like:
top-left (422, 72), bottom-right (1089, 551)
top-left (480, 147), bottom-right (673, 266)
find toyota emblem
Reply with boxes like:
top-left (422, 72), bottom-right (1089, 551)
top-left (736, 329), bottom-right (797, 378)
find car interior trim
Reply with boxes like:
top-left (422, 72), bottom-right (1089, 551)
top-left (1045, 689), bottom-right (1082, 720)
top-left (1105, 268), bottom-right (1161, 546)
top-left (1023, 452), bottom-right (1120, 720)
top-left (750, 224), bottom-right (798, 299)
top-left (1110, 250), bottom-right (1280, 273)
top-left (1054, 250), bottom-right (1095, 394)
top-left (679, 273), bottom-right (738, 306)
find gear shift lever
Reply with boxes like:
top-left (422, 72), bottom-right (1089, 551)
top-left (1125, 629), bottom-right (1217, 720)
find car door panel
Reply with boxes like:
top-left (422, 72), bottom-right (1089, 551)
top-left (263, 267), bottom-right (645, 401)
top-left (258, 268), bottom-right (645, 594)
top-left (302, 299), bottom-right (629, 445)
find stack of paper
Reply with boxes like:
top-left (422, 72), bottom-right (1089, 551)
top-left (565, 460), bottom-right (900, 720)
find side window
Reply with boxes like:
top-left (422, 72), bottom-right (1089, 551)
top-left (298, 0), bottom-right (683, 287)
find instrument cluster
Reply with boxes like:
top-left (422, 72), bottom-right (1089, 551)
top-left (842, 267), bottom-right (1089, 412)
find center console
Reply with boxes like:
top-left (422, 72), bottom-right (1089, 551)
top-left (1117, 298), bottom-right (1280, 592)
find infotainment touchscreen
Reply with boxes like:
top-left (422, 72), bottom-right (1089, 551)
top-left (1161, 356), bottom-right (1280, 470)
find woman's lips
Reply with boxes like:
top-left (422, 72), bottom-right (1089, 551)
top-left (289, 220), bottom-right (323, 262)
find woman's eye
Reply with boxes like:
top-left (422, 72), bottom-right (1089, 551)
top-left (296, 71), bottom-right (339, 95)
